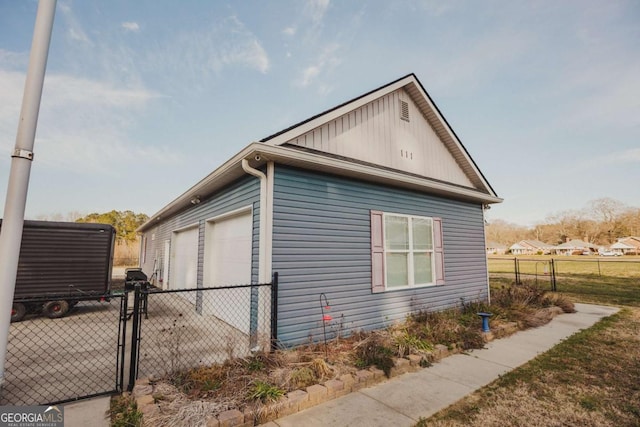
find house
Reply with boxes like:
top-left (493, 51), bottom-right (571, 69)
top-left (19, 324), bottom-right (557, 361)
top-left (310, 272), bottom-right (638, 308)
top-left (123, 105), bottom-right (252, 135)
top-left (509, 240), bottom-right (554, 255)
top-left (137, 74), bottom-right (502, 346)
top-left (486, 241), bottom-right (507, 255)
top-left (610, 237), bottom-right (640, 255)
top-left (555, 239), bottom-right (600, 255)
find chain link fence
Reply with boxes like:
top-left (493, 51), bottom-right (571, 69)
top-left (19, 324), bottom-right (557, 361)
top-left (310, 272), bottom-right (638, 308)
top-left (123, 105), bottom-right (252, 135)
top-left (1, 276), bottom-right (277, 405)
top-left (0, 294), bottom-right (125, 406)
top-left (488, 257), bottom-right (640, 306)
top-left (134, 284), bottom-right (273, 381)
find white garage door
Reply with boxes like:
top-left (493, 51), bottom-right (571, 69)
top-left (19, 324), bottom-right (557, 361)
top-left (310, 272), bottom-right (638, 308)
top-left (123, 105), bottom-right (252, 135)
top-left (170, 226), bottom-right (199, 300)
top-left (203, 210), bottom-right (253, 333)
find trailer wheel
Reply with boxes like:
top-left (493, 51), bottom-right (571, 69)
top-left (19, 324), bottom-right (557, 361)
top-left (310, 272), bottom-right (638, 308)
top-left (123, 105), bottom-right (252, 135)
top-left (43, 300), bottom-right (69, 319)
top-left (11, 303), bottom-right (26, 322)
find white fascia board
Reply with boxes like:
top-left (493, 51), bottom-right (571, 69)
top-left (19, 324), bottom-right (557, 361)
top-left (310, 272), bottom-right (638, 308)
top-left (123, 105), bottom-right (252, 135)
top-left (406, 82), bottom-right (497, 198)
top-left (137, 144), bottom-right (258, 233)
top-left (139, 141), bottom-right (502, 233)
top-left (255, 144), bottom-right (503, 204)
top-left (262, 74), bottom-right (498, 199)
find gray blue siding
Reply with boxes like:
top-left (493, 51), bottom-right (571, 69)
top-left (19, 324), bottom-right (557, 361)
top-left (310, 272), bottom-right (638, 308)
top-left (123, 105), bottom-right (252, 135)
top-left (140, 176), bottom-right (261, 287)
top-left (272, 166), bottom-right (488, 346)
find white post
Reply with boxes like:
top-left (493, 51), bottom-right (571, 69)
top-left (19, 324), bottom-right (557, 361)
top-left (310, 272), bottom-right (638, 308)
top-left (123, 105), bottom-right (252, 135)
top-left (0, 0), bottom-right (57, 386)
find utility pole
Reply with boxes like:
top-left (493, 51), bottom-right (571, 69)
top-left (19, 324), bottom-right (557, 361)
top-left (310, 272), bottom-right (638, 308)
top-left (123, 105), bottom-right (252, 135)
top-left (0, 0), bottom-right (57, 386)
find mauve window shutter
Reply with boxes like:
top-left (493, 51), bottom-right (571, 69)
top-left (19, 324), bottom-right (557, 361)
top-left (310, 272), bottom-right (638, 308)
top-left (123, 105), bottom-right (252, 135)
top-left (433, 217), bottom-right (445, 285)
top-left (370, 210), bottom-right (385, 293)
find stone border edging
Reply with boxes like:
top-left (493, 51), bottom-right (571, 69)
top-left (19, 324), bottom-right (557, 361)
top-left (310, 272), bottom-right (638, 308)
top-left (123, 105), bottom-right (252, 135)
top-left (129, 308), bottom-right (563, 426)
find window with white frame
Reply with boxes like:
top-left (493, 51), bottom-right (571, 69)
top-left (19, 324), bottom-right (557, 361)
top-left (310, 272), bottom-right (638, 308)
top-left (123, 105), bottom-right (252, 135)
top-left (384, 214), bottom-right (434, 288)
top-left (370, 210), bottom-right (444, 293)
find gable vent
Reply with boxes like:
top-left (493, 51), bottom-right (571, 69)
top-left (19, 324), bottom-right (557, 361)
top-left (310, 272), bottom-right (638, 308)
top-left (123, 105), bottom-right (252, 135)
top-left (400, 100), bottom-right (409, 122)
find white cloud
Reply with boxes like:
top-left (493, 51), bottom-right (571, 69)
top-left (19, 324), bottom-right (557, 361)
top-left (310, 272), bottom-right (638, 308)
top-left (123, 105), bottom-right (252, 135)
top-left (0, 49), bottom-right (28, 69)
top-left (299, 66), bottom-right (320, 87)
top-left (306, 0), bottom-right (330, 24)
top-left (219, 38), bottom-right (269, 74)
top-left (295, 43), bottom-right (341, 89)
top-left (0, 68), bottom-right (179, 175)
top-left (139, 15), bottom-right (270, 95)
top-left (282, 26), bottom-right (297, 36)
top-left (59, 2), bottom-right (92, 45)
top-left (600, 148), bottom-right (640, 165)
top-left (121, 22), bottom-right (140, 33)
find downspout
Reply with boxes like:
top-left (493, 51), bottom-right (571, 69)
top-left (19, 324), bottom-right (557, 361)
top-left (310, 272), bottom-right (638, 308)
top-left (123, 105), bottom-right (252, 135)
top-left (242, 158), bottom-right (268, 283)
top-left (482, 204), bottom-right (491, 304)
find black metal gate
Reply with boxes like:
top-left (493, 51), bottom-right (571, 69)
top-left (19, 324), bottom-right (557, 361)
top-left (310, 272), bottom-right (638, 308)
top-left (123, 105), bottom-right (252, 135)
top-left (514, 258), bottom-right (557, 291)
top-left (124, 273), bottom-right (278, 390)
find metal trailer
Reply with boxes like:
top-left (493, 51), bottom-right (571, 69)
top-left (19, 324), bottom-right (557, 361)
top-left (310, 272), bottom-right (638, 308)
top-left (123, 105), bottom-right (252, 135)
top-left (0, 220), bottom-right (116, 322)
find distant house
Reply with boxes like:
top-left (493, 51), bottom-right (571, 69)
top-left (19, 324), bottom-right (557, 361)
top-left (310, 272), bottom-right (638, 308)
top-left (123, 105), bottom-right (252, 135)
top-left (610, 237), bottom-right (640, 255)
top-left (509, 240), bottom-right (554, 255)
top-left (486, 241), bottom-right (507, 255)
top-left (555, 239), bottom-right (600, 255)
top-left (137, 74), bottom-right (502, 346)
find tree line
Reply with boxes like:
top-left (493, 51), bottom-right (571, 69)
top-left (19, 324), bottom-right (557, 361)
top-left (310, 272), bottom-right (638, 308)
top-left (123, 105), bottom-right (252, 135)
top-left (36, 210), bottom-right (149, 266)
top-left (486, 198), bottom-right (640, 246)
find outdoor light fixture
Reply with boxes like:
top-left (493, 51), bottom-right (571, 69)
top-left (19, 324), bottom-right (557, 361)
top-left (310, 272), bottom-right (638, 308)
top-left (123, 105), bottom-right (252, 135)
top-left (190, 196), bottom-right (201, 205)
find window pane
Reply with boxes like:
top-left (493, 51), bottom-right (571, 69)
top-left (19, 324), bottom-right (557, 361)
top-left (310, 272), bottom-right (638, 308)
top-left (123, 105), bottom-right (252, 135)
top-left (385, 216), bottom-right (409, 250)
top-left (412, 218), bottom-right (433, 251)
top-left (386, 253), bottom-right (408, 287)
top-left (413, 252), bottom-right (433, 285)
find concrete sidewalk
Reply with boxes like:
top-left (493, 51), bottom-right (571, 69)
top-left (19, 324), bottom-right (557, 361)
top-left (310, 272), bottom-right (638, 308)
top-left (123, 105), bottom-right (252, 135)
top-left (268, 303), bottom-right (619, 427)
top-left (62, 394), bottom-right (111, 427)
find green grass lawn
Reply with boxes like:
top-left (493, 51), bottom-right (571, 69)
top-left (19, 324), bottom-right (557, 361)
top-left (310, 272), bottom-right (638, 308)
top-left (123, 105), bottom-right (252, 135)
top-left (488, 255), bottom-right (640, 278)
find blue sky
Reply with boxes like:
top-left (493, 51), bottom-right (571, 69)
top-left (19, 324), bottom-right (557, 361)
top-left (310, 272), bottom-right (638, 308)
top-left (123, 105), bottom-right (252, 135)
top-left (1, 0), bottom-right (638, 226)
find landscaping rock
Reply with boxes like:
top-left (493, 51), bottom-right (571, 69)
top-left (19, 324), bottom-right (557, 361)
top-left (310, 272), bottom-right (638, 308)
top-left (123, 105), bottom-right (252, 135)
top-left (390, 358), bottom-right (410, 377)
top-left (286, 390), bottom-right (309, 411)
top-left (368, 366), bottom-right (385, 380)
top-left (435, 344), bottom-right (449, 359)
top-left (407, 354), bottom-right (422, 368)
top-left (217, 409), bottom-right (244, 427)
top-left (338, 374), bottom-right (355, 392)
top-left (306, 384), bottom-right (328, 405)
top-left (132, 384), bottom-right (153, 398)
top-left (324, 379), bottom-right (344, 398)
top-left (355, 369), bottom-right (373, 388)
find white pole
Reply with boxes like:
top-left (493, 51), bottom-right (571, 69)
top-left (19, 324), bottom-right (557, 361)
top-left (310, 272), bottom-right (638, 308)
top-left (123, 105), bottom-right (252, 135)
top-left (0, 0), bottom-right (57, 386)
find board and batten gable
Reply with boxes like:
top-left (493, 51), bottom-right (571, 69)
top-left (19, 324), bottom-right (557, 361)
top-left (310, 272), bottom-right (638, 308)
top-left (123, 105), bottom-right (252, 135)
top-left (282, 88), bottom-right (474, 189)
top-left (272, 165), bottom-right (488, 346)
top-left (139, 176), bottom-right (261, 287)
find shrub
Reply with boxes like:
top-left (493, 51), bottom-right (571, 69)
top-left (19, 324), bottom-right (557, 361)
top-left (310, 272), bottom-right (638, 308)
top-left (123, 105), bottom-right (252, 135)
top-left (354, 333), bottom-right (395, 377)
top-left (247, 381), bottom-right (285, 403)
top-left (246, 357), bottom-right (266, 372)
top-left (174, 365), bottom-right (225, 396)
top-left (394, 331), bottom-right (433, 357)
top-left (288, 367), bottom-right (317, 389)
